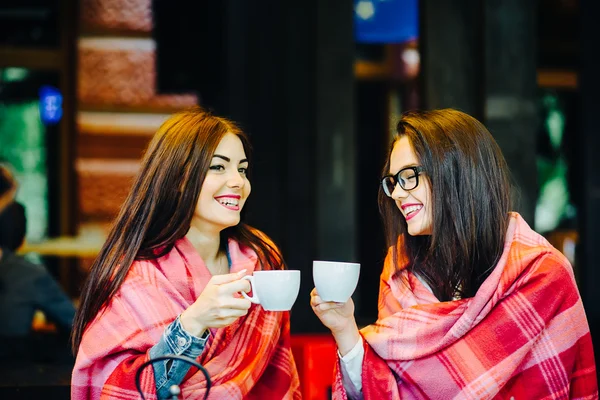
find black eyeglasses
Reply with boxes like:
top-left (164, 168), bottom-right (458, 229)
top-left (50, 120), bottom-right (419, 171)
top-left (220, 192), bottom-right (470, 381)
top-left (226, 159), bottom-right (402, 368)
top-left (381, 166), bottom-right (424, 197)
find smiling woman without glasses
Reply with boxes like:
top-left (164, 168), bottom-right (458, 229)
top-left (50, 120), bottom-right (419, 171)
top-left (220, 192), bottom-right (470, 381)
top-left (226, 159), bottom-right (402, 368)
top-left (311, 109), bottom-right (597, 399)
top-left (71, 107), bottom-right (300, 399)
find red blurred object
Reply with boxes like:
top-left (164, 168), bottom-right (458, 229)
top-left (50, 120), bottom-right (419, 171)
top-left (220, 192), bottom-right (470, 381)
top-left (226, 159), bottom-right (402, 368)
top-left (291, 334), bottom-right (338, 400)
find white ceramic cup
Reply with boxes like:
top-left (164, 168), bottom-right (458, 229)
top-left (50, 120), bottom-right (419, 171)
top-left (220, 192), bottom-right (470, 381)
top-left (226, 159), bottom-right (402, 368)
top-left (241, 270), bottom-right (301, 311)
top-left (313, 260), bottom-right (360, 302)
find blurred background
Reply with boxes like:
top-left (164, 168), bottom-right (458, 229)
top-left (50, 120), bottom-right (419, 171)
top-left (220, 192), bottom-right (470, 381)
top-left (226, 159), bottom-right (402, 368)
top-left (0, 0), bottom-right (598, 398)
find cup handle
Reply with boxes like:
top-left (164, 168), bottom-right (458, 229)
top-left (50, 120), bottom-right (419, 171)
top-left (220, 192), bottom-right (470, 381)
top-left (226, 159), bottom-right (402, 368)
top-left (240, 275), bottom-right (260, 304)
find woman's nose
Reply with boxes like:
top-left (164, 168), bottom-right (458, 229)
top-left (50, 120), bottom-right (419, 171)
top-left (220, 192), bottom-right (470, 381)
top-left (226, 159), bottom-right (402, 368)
top-left (227, 170), bottom-right (245, 188)
top-left (391, 183), bottom-right (409, 200)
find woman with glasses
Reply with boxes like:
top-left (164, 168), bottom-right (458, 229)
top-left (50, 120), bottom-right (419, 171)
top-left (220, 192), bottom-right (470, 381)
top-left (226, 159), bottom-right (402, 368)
top-left (311, 109), bottom-right (597, 399)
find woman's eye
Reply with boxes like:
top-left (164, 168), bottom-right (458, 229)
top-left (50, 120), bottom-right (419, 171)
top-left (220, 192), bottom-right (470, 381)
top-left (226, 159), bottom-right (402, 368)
top-left (209, 165), bottom-right (225, 171)
top-left (238, 167), bottom-right (248, 175)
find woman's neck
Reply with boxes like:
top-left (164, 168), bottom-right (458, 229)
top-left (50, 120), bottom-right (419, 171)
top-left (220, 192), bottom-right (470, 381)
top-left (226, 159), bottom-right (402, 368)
top-left (185, 226), bottom-right (228, 275)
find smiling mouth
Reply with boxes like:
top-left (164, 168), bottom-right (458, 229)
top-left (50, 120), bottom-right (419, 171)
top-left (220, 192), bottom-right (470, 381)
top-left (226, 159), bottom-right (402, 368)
top-left (215, 197), bottom-right (240, 211)
top-left (403, 204), bottom-right (422, 221)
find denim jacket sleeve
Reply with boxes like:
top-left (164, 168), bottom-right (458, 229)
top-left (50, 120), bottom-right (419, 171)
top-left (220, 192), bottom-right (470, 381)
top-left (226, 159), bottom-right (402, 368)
top-left (150, 315), bottom-right (209, 398)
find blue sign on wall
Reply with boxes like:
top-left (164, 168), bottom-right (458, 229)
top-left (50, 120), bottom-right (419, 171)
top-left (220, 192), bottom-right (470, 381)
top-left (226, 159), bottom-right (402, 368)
top-left (354, 0), bottom-right (418, 43)
top-left (39, 85), bottom-right (63, 125)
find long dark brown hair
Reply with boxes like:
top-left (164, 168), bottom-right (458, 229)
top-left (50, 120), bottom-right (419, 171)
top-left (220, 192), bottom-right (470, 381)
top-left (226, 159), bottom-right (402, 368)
top-left (72, 106), bottom-right (284, 352)
top-left (378, 109), bottom-right (511, 301)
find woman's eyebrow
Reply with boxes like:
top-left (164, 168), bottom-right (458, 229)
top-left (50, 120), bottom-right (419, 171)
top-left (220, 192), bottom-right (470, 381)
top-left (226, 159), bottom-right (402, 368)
top-left (390, 163), bottom-right (419, 173)
top-left (212, 154), bottom-right (249, 164)
top-left (212, 154), bottom-right (230, 162)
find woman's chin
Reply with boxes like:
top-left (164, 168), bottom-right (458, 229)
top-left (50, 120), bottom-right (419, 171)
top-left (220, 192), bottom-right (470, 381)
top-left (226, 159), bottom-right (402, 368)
top-left (407, 223), bottom-right (430, 236)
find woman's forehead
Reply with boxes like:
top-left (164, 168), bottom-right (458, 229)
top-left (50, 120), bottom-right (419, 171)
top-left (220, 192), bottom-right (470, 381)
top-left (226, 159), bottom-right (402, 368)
top-left (390, 137), bottom-right (418, 172)
top-left (214, 133), bottom-right (245, 154)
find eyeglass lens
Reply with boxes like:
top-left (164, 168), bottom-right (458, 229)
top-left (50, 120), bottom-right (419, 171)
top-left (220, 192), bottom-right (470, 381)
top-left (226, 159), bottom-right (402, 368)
top-left (382, 167), bottom-right (420, 196)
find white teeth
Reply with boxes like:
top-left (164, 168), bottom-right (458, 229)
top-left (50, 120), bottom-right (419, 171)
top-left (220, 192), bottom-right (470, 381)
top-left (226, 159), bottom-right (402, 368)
top-left (404, 205), bottom-right (422, 215)
top-left (217, 198), bottom-right (239, 207)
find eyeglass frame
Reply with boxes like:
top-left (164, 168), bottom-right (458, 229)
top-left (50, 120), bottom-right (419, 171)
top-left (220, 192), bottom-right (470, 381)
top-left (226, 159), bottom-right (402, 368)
top-left (381, 166), bottom-right (425, 197)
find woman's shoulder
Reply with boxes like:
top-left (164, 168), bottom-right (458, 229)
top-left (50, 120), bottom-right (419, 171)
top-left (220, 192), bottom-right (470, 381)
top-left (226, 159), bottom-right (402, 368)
top-left (102, 259), bottom-right (179, 324)
top-left (118, 257), bottom-right (176, 296)
top-left (504, 231), bottom-right (580, 308)
top-left (126, 257), bottom-right (159, 277)
top-left (528, 244), bottom-right (576, 284)
top-left (508, 213), bottom-right (575, 280)
top-left (127, 240), bottom-right (190, 275)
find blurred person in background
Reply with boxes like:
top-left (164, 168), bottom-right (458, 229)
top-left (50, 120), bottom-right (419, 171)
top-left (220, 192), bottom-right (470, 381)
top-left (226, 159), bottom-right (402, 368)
top-left (0, 165), bottom-right (76, 362)
top-left (311, 109), bottom-right (598, 399)
top-left (0, 165), bottom-right (17, 214)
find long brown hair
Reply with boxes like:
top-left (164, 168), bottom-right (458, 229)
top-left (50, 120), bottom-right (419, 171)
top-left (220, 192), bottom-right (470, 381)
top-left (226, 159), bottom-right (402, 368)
top-left (72, 106), bottom-right (284, 352)
top-left (378, 109), bottom-right (511, 301)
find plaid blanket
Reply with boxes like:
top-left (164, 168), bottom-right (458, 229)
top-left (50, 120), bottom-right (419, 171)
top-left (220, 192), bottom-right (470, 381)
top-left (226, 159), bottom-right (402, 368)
top-left (334, 212), bottom-right (598, 399)
top-left (72, 237), bottom-right (300, 399)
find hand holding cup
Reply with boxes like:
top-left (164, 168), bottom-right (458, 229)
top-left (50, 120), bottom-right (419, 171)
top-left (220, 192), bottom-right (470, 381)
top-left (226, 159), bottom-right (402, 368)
top-left (310, 287), bottom-right (355, 333)
top-left (311, 261), bottom-right (362, 356)
top-left (181, 270), bottom-right (252, 336)
top-left (311, 260), bottom-right (360, 333)
top-left (312, 260), bottom-right (360, 303)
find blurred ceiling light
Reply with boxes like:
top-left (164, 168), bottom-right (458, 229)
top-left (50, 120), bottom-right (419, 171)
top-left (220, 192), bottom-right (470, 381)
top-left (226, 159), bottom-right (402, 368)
top-left (402, 48), bottom-right (419, 67)
top-left (2, 67), bottom-right (29, 82)
top-left (355, 1), bottom-right (375, 21)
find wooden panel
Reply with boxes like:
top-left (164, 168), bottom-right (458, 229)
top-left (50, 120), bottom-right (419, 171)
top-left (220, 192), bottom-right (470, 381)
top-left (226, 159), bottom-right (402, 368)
top-left (78, 111), bottom-right (170, 135)
top-left (77, 111), bottom-right (165, 159)
top-left (76, 159), bottom-right (139, 221)
top-left (78, 38), bottom-right (197, 109)
top-left (78, 134), bottom-right (150, 159)
top-left (80, 0), bottom-right (152, 34)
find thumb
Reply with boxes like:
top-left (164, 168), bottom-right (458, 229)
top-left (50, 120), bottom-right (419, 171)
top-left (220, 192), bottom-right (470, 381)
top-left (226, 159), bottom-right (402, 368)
top-left (209, 269), bottom-right (247, 285)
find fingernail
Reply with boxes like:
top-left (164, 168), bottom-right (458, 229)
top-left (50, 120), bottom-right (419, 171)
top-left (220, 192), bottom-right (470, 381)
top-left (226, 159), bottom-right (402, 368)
top-left (237, 269), bottom-right (247, 276)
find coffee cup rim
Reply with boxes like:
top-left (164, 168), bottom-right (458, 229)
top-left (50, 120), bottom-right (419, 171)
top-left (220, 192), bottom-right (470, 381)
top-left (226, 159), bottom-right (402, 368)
top-left (313, 260), bottom-right (360, 267)
top-left (252, 269), bottom-right (300, 274)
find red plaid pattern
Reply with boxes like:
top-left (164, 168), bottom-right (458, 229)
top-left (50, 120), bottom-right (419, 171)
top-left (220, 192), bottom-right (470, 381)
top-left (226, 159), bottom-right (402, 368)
top-left (333, 213), bottom-right (598, 399)
top-left (72, 237), bottom-right (300, 399)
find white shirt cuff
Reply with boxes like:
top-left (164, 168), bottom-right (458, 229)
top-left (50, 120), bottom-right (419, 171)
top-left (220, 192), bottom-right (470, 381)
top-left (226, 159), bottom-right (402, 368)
top-left (339, 337), bottom-right (364, 399)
